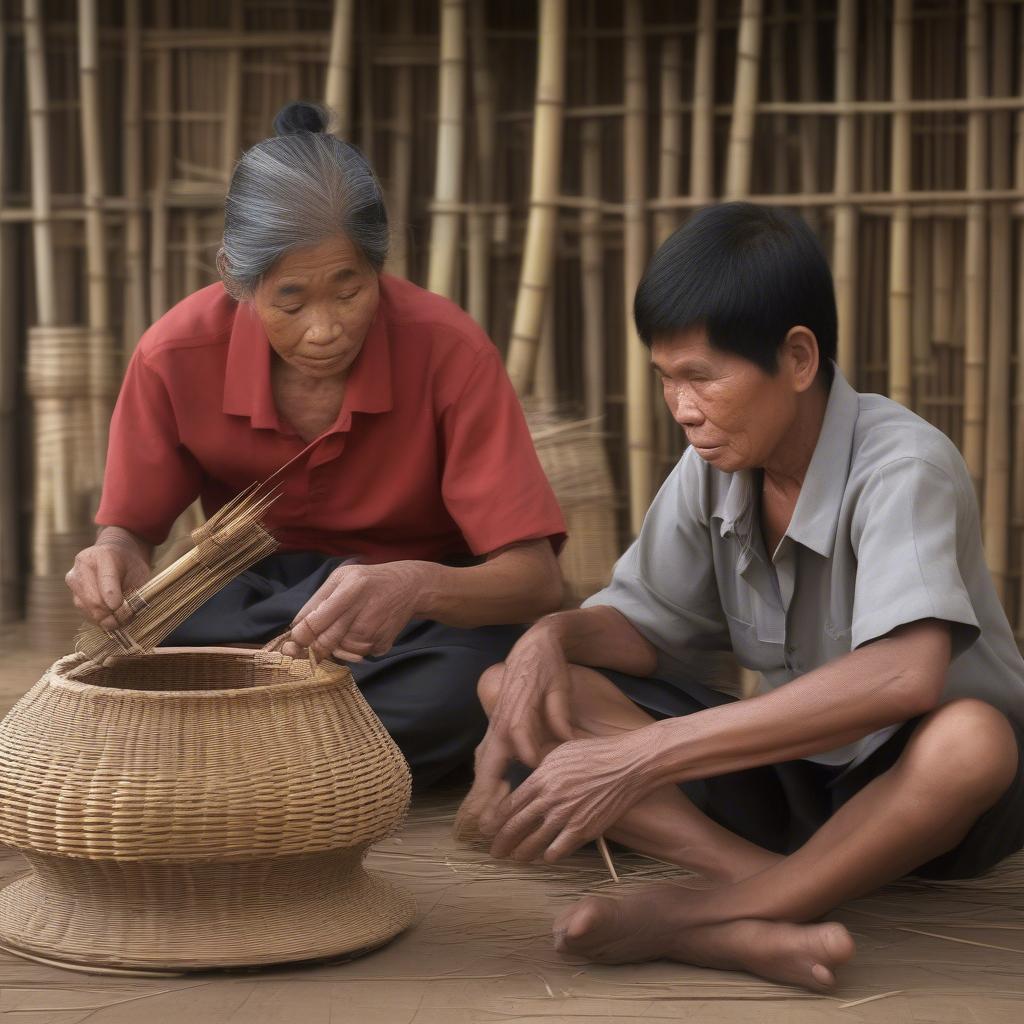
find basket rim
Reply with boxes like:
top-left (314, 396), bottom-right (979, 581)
top-left (45, 647), bottom-right (352, 700)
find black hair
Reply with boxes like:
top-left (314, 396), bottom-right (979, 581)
top-left (273, 99), bottom-right (331, 135)
top-left (633, 202), bottom-right (837, 383)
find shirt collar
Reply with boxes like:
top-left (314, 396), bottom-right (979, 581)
top-left (222, 287), bottom-right (394, 431)
top-left (714, 363), bottom-right (860, 558)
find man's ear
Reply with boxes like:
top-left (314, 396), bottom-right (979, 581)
top-left (782, 326), bottom-right (821, 393)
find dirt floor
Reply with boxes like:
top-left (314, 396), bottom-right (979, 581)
top-left (1, 630), bottom-right (1023, 1024)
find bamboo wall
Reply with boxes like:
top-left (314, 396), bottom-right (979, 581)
top-left (1, 1), bottom-right (1023, 644)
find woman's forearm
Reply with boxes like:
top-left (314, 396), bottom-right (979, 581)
top-left (413, 539), bottom-right (563, 627)
top-left (642, 620), bottom-right (951, 788)
top-left (96, 525), bottom-right (154, 565)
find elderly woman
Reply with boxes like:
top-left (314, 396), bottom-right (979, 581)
top-left (464, 203), bottom-right (1024, 990)
top-left (66, 102), bottom-right (565, 788)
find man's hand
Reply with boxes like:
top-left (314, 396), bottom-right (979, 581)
top-left (284, 561), bottom-right (434, 662)
top-left (456, 621), bottom-right (577, 834)
top-left (66, 536), bottom-right (152, 629)
top-left (481, 728), bottom-right (659, 863)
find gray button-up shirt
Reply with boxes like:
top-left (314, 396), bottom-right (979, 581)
top-left (584, 366), bottom-right (1024, 765)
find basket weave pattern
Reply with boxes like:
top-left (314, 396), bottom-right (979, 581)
top-left (0, 648), bottom-right (415, 971)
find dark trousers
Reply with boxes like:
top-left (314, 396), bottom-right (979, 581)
top-left (163, 551), bottom-right (522, 789)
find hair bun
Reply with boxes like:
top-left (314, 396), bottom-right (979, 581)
top-left (273, 101), bottom-right (330, 136)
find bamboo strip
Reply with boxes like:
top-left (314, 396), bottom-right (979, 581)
top-left (888, 0), bottom-right (912, 408)
top-left (387, 0), bottom-right (415, 279)
top-left (466, 0), bottom-right (496, 330)
top-left (832, 0), bottom-right (857, 381)
top-left (623, 0), bottom-right (651, 532)
top-left (122, 0), bottom-right (146, 359)
top-left (324, 0), bottom-right (354, 137)
top-left (505, 0), bottom-right (567, 395)
top-left (724, 0), bottom-right (763, 199)
top-left (982, 2), bottom-right (1013, 601)
top-left (427, 0), bottom-right (467, 301)
top-left (963, 0), bottom-right (987, 496)
top-left (689, 0), bottom-right (715, 202)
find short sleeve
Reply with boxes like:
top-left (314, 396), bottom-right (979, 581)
top-left (95, 349), bottom-right (202, 545)
top-left (439, 345), bottom-right (566, 555)
top-left (582, 448), bottom-right (729, 675)
top-left (850, 457), bottom-right (980, 656)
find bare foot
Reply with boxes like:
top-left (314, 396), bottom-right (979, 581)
top-left (553, 892), bottom-right (855, 992)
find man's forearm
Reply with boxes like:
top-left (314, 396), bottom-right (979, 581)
top-left (414, 540), bottom-right (563, 627)
top-left (536, 604), bottom-right (660, 678)
top-left (642, 621), bottom-right (950, 788)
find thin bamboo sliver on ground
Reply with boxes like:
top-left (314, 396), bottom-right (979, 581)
top-left (427, 0), bottom-right (466, 302)
top-left (505, 0), bottom-right (566, 396)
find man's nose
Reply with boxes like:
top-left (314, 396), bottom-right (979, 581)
top-left (668, 387), bottom-right (702, 427)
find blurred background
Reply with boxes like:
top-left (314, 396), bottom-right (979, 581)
top-left (0, 0), bottom-right (1022, 654)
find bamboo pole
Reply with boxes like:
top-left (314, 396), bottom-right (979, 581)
top-left (797, 0), bottom-right (819, 233)
top-left (466, 0), bottom-right (496, 329)
top-left (654, 37), bottom-right (682, 247)
top-left (324, 0), bottom-right (354, 137)
top-left (505, 0), bottom-right (567, 395)
top-left (767, 2), bottom-right (788, 194)
top-left (427, 0), bottom-right (467, 301)
top-left (832, 0), bottom-right (857, 381)
top-left (623, 0), bottom-right (651, 532)
top-left (150, 2), bottom-right (172, 321)
top-left (690, 0), bottom-right (715, 202)
top-left (888, 0), bottom-right (912, 409)
top-left (222, 0), bottom-right (243, 181)
top-left (983, 2), bottom-right (1012, 602)
top-left (0, 0), bottom-right (19, 622)
top-left (579, 11), bottom-right (604, 425)
top-left (1014, 10), bottom-right (1024, 637)
top-left (358, 0), bottom-right (375, 158)
top-left (122, 0), bottom-right (146, 358)
top-left (388, 0), bottom-right (414, 279)
top-left (963, 0), bottom-right (987, 497)
top-left (724, 0), bottom-right (763, 199)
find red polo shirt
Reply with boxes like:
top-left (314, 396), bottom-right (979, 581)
top-left (97, 275), bottom-right (566, 563)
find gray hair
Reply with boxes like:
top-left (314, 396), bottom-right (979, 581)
top-left (218, 102), bottom-right (389, 298)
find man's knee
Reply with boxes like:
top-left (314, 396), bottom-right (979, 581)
top-left (477, 662), bottom-right (506, 713)
top-left (904, 698), bottom-right (1018, 802)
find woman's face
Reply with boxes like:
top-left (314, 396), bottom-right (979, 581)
top-left (252, 235), bottom-right (380, 379)
top-left (652, 329), bottom-right (814, 472)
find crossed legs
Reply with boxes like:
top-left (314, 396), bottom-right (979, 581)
top-left (476, 663), bottom-right (1020, 990)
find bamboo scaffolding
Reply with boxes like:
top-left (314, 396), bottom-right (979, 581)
top-left (505, 0), bottom-right (566, 395)
top-left (623, 0), bottom-right (651, 532)
top-left (963, 0), bottom-right (987, 497)
top-left (888, 0), bottom-right (912, 409)
top-left (724, 0), bottom-right (763, 199)
top-left (426, 0), bottom-right (467, 301)
top-left (690, 0), bottom-right (715, 203)
top-left (982, 2), bottom-right (1013, 602)
top-left (832, 0), bottom-right (857, 381)
top-left (466, 0), bottom-right (495, 330)
top-left (122, 0), bottom-right (145, 359)
top-left (324, 0), bottom-right (354, 137)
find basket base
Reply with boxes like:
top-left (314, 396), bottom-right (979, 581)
top-left (0, 849), bottom-right (415, 973)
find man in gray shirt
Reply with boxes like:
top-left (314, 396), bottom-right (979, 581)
top-left (460, 203), bottom-right (1024, 992)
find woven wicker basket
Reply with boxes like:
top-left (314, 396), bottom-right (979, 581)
top-left (0, 647), bottom-right (415, 973)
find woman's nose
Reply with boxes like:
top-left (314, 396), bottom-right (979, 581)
top-left (305, 315), bottom-right (342, 345)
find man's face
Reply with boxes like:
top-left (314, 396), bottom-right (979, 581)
top-left (651, 329), bottom-right (800, 472)
top-left (252, 235), bottom-right (381, 380)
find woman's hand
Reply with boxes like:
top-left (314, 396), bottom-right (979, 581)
top-left (65, 533), bottom-right (152, 629)
top-left (284, 560), bottom-right (434, 662)
top-left (480, 728), bottom-right (659, 863)
top-left (456, 622), bottom-right (576, 834)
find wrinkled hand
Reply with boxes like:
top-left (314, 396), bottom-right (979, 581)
top-left (283, 561), bottom-right (432, 662)
top-left (480, 728), bottom-right (657, 863)
top-left (65, 541), bottom-right (152, 630)
top-left (456, 624), bottom-right (575, 835)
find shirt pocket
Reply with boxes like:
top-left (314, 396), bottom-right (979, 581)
top-left (725, 611), bottom-right (784, 674)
